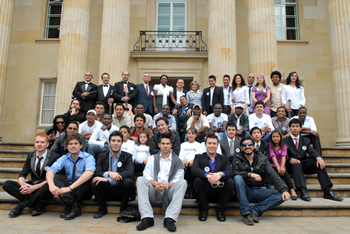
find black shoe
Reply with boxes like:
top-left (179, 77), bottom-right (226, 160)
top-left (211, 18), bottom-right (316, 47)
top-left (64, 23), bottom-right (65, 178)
top-left (198, 211), bottom-right (208, 221)
top-left (163, 218), bottom-right (176, 232)
top-left (60, 206), bottom-right (72, 218)
top-left (300, 188), bottom-right (311, 202)
top-left (185, 188), bottom-right (190, 199)
top-left (243, 214), bottom-right (254, 226)
top-left (129, 195), bottom-right (136, 202)
top-left (136, 218), bottom-right (154, 231)
top-left (31, 202), bottom-right (46, 216)
top-left (8, 202), bottom-right (27, 218)
top-left (323, 191), bottom-right (343, 202)
top-left (93, 208), bottom-right (108, 219)
top-left (64, 203), bottom-right (81, 220)
top-left (250, 212), bottom-right (259, 223)
top-left (216, 213), bottom-right (226, 222)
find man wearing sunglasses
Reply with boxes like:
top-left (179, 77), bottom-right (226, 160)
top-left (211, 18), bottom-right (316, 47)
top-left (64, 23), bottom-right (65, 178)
top-left (192, 133), bottom-right (234, 222)
top-left (232, 137), bottom-right (290, 226)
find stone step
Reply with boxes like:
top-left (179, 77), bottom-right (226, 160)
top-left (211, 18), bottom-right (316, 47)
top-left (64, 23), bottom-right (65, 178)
top-left (323, 155), bottom-right (350, 163)
top-left (0, 143), bottom-right (33, 151)
top-left (322, 147), bottom-right (350, 156)
top-left (303, 173), bottom-right (350, 185)
top-left (0, 158), bottom-right (26, 168)
top-left (0, 168), bottom-right (22, 179)
top-left (322, 163), bottom-right (350, 173)
top-left (0, 150), bottom-right (31, 159)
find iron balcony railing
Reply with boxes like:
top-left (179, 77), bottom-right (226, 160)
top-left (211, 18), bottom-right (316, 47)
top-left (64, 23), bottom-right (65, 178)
top-left (133, 31), bottom-right (208, 52)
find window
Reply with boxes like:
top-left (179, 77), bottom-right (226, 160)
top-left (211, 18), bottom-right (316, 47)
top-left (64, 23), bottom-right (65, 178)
top-left (40, 81), bottom-right (57, 125)
top-left (274, 0), bottom-right (298, 40)
top-left (45, 0), bottom-right (63, 38)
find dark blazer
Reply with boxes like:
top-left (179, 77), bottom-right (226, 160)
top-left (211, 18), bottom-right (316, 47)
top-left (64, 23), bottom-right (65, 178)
top-left (256, 140), bottom-right (270, 157)
top-left (149, 131), bottom-right (181, 156)
top-left (228, 114), bottom-right (249, 132)
top-left (219, 136), bottom-right (242, 162)
top-left (171, 88), bottom-right (188, 109)
top-left (114, 81), bottom-right (137, 104)
top-left (63, 111), bottom-right (86, 124)
top-left (51, 133), bottom-right (87, 157)
top-left (72, 81), bottom-right (98, 112)
top-left (94, 151), bottom-right (134, 179)
top-left (192, 152), bottom-right (233, 181)
top-left (97, 84), bottom-right (116, 113)
top-left (19, 149), bottom-right (59, 183)
top-left (201, 86), bottom-right (224, 113)
top-left (173, 103), bottom-right (194, 117)
top-left (282, 136), bottom-right (319, 161)
top-left (135, 83), bottom-right (154, 114)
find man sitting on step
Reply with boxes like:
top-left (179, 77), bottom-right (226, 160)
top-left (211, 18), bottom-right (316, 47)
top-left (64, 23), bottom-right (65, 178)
top-left (282, 118), bottom-right (343, 202)
top-left (3, 133), bottom-right (59, 218)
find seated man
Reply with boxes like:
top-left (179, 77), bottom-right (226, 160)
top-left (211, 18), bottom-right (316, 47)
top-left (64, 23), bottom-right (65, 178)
top-left (271, 106), bottom-right (291, 139)
top-left (283, 118), bottom-right (342, 202)
top-left (250, 127), bottom-right (270, 157)
top-left (292, 107), bottom-right (322, 156)
top-left (51, 121), bottom-right (87, 158)
top-left (228, 104), bottom-right (250, 137)
top-left (249, 100), bottom-right (274, 141)
top-left (136, 133), bottom-right (187, 232)
top-left (131, 104), bottom-right (153, 128)
top-left (63, 99), bottom-right (86, 124)
top-left (149, 117), bottom-right (181, 155)
top-left (172, 95), bottom-right (193, 138)
top-left (187, 104), bottom-right (210, 142)
top-left (112, 103), bottom-right (132, 128)
top-left (152, 105), bottom-right (177, 133)
top-left (94, 101), bottom-right (105, 122)
top-left (3, 133), bottom-right (59, 218)
top-left (47, 135), bottom-right (95, 220)
top-left (78, 110), bottom-right (103, 143)
top-left (207, 103), bottom-right (228, 140)
top-left (219, 123), bottom-right (241, 163)
top-left (233, 136), bottom-right (290, 226)
top-left (91, 131), bottom-right (135, 218)
top-left (130, 114), bottom-right (153, 144)
top-left (192, 133), bottom-right (234, 222)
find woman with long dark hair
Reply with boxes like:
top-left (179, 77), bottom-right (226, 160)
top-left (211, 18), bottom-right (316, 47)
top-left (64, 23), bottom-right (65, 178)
top-left (281, 71), bottom-right (305, 117)
top-left (230, 74), bottom-right (249, 114)
top-left (44, 115), bottom-right (68, 148)
top-left (152, 74), bottom-right (175, 114)
top-left (251, 74), bottom-right (271, 115)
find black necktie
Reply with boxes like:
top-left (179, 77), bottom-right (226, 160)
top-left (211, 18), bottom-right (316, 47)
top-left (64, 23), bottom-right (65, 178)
top-left (103, 84), bottom-right (108, 87)
top-left (36, 157), bottom-right (43, 176)
top-left (72, 157), bottom-right (81, 183)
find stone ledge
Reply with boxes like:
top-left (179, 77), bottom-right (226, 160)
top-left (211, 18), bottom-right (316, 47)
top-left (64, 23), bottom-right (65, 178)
top-left (35, 38), bottom-right (60, 44)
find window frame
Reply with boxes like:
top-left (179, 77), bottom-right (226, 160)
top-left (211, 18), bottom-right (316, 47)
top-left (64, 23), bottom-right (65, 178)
top-left (39, 80), bottom-right (57, 126)
top-left (274, 0), bottom-right (299, 40)
top-left (45, 0), bottom-right (64, 39)
top-left (156, 0), bottom-right (187, 33)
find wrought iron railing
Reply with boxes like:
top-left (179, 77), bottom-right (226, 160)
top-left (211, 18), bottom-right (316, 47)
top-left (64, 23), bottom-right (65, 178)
top-left (133, 31), bottom-right (208, 52)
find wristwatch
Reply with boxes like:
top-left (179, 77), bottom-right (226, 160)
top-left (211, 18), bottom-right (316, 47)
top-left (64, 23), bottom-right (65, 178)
top-left (166, 184), bottom-right (169, 189)
top-left (219, 171), bottom-right (225, 177)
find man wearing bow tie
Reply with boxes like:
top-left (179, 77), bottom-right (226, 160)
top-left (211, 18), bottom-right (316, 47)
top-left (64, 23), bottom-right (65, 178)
top-left (114, 71), bottom-right (137, 110)
top-left (97, 73), bottom-right (116, 113)
top-left (72, 71), bottom-right (98, 114)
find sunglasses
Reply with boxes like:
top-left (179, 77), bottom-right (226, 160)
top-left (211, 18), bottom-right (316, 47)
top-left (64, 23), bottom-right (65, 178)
top-left (211, 182), bottom-right (224, 188)
top-left (56, 121), bottom-right (65, 125)
top-left (242, 142), bottom-right (254, 147)
top-left (249, 76), bottom-right (255, 78)
top-left (68, 127), bottom-right (77, 131)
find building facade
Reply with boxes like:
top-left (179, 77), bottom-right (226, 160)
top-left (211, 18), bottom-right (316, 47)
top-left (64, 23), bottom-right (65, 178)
top-left (0, 0), bottom-right (349, 147)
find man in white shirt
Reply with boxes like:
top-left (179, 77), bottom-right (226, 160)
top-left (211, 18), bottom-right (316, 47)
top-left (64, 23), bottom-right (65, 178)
top-left (249, 101), bottom-right (275, 141)
top-left (207, 104), bottom-right (228, 140)
top-left (187, 104), bottom-right (210, 142)
top-left (88, 113), bottom-right (119, 160)
top-left (222, 75), bottom-right (232, 115)
top-left (247, 73), bottom-right (255, 114)
top-left (136, 133), bottom-right (187, 232)
top-left (79, 110), bottom-right (103, 142)
top-left (171, 79), bottom-right (188, 110)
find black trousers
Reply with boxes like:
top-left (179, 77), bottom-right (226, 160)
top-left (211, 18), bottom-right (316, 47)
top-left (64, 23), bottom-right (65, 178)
top-left (193, 177), bottom-right (234, 214)
top-left (3, 180), bottom-right (53, 208)
top-left (304, 134), bottom-right (322, 156)
top-left (223, 105), bottom-right (231, 115)
top-left (287, 109), bottom-right (298, 118)
top-left (287, 160), bottom-right (332, 190)
top-left (134, 162), bottom-right (146, 174)
top-left (272, 167), bottom-right (295, 190)
top-left (91, 178), bottom-right (134, 212)
top-left (270, 111), bottom-right (277, 118)
top-left (184, 166), bottom-right (195, 193)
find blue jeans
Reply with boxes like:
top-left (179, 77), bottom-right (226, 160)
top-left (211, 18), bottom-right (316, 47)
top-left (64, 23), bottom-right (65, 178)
top-left (234, 175), bottom-right (284, 217)
top-left (87, 144), bottom-right (110, 160)
top-left (261, 133), bottom-right (271, 142)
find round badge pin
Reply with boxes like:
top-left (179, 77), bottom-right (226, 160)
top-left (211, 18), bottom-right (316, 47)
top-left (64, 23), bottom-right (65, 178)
top-left (236, 148), bottom-right (240, 153)
top-left (204, 166), bottom-right (210, 172)
top-left (117, 162), bottom-right (122, 167)
top-left (302, 146), bottom-right (307, 150)
top-left (77, 169), bottom-right (82, 173)
top-left (279, 150), bottom-right (282, 154)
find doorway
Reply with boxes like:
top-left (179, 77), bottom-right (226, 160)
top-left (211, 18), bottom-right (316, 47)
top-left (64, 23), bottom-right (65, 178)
top-left (149, 77), bottom-right (193, 91)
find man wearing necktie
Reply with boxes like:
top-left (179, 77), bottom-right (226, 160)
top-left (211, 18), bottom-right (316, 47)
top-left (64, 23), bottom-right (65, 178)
top-left (172, 96), bottom-right (194, 140)
top-left (72, 71), bottom-right (98, 114)
top-left (135, 73), bottom-right (154, 115)
top-left (114, 71), bottom-right (137, 108)
top-left (219, 123), bottom-right (241, 163)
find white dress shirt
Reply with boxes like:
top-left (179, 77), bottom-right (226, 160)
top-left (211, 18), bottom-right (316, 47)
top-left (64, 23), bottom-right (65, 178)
top-left (89, 124), bottom-right (119, 149)
top-left (176, 89), bottom-right (184, 103)
top-left (281, 85), bottom-right (306, 109)
top-left (222, 86), bottom-right (231, 106)
top-left (210, 87), bottom-right (214, 106)
top-left (35, 150), bottom-right (48, 170)
top-left (103, 84), bottom-right (110, 97)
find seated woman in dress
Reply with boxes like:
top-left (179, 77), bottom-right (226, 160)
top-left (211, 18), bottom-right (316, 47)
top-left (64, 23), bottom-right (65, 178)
top-left (152, 74), bottom-right (174, 114)
top-left (281, 71), bottom-right (305, 117)
top-left (186, 80), bottom-right (203, 106)
top-left (252, 74), bottom-right (271, 115)
top-left (230, 74), bottom-right (249, 115)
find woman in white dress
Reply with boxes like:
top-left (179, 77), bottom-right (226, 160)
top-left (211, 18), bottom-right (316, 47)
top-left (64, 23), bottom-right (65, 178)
top-left (153, 74), bottom-right (175, 114)
top-left (230, 74), bottom-right (250, 115)
top-left (281, 71), bottom-right (305, 117)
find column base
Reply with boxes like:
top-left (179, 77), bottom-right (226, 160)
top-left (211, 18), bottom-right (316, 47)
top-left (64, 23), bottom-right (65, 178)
top-left (335, 138), bottom-right (350, 147)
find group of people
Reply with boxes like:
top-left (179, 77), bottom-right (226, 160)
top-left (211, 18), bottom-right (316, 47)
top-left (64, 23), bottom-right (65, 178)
top-left (2, 70), bottom-right (343, 232)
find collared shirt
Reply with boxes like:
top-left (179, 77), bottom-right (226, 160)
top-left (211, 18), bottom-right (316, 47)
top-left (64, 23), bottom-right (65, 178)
top-left (281, 85), bottom-right (306, 110)
top-left (176, 89), bottom-right (184, 103)
top-left (210, 87), bottom-right (214, 106)
top-left (235, 114), bottom-right (242, 130)
top-left (48, 151), bottom-right (96, 184)
top-left (186, 90), bottom-right (203, 106)
top-left (271, 116), bottom-right (290, 136)
top-left (291, 116), bottom-right (317, 136)
top-left (227, 137), bottom-right (234, 148)
top-left (103, 151), bottom-right (121, 186)
top-left (103, 84), bottom-right (110, 97)
top-left (143, 153), bottom-right (184, 184)
top-left (291, 134), bottom-right (300, 145)
top-left (79, 120), bottom-right (103, 134)
top-left (222, 86), bottom-right (231, 106)
top-left (152, 113), bottom-right (177, 131)
top-left (270, 83), bottom-right (285, 112)
top-left (112, 113), bottom-right (132, 128)
top-left (179, 141), bottom-right (204, 161)
top-left (89, 124), bottom-right (119, 149)
top-left (121, 140), bottom-right (136, 156)
top-left (203, 153), bottom-right (226, 178)
top-left (186, 114), bottom-right (210, 131)
top-left (35, 150), bottom-right (48, 171)
top-left (230, 86), bottom-right (250, 106)
top-left (249, 113), bottom-right (275, 133)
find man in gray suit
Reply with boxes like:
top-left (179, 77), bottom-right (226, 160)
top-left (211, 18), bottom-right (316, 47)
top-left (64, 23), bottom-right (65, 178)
top-left (219, 123), bottom-right (241, 163)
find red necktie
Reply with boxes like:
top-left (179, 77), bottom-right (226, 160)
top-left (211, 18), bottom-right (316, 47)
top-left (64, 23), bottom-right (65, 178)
top-left (146, 85), bottom-right (149, 97)
top-left (294, 138), bottom-right (299, 150)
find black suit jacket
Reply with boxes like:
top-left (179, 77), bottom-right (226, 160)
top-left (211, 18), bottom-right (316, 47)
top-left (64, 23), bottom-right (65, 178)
top-left (173, 103), bottom-right (194, 117)
top-left (135, 83), bottom-right (154, 114)
top-left (219, 136), bottom-right (241, 162)
top-left (201, 86), bottom-right (224, 113)
top-left (171, 89), bottom-right (188, 109)
top-left (149, 131), bottom-right (181, 156)
top-left (72, 81), bottom-right (98, 112)
top-left (114, 81), bottom-right (137, 104)
top-left (19, 149), bottom-right (59, 183)
top-left (51, 133), bottom-right (87, 157)
top-left (191, 152), bottom-right (233, 180)
top-left (282, 136), bottom-right (319, 161)
top-left (256, 141), bottom-right (270, 157)
top-left (228, 114), bottom-right (249, 132)
top-left (97, 84), bottom-right (116, 113)
top-left (94, 151), bottom-right (134, 179)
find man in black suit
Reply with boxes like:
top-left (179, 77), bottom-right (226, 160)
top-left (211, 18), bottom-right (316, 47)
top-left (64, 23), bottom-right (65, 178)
top-left (3, 133), bottom-right (59, 218)
top-left (282, 118), bottom-right (343, 202)
top-left (114, 71), bottom-right (136, 111)
top-left (135, 73), bottom-right (153, 115)
top-left (201, 75), bottom-right (224, 116)
top-left (228, 104), bottom-right (250, 137)
top-left (192, 133), bottom-right (234, 222)
top-left (172, 95), bottom-right (193, 139)
top-left (171, 78), bottom-right (188, 110)
top-left (220, 123), bottom-right (241, 162)
top-left (222, 75), bottom-right (232, 115)
top-left (91, 131), bottom-right (135, 218)
top-left (72, 71), bottom-right (98, 114)
top-left (250, 127), bottom-right (270, 157)
top-left (97, 72), bottom-right (115, 113)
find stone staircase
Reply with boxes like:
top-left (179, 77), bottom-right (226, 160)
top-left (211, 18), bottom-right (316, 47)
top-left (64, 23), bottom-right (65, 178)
top-left (0, 143), bottom-right (349, 217)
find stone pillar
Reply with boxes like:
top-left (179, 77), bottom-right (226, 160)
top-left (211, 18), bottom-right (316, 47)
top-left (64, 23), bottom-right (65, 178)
top-left (247, 0), bottom-right (278, 81)
top-left (56, 0), bottom-right (91, 114)
top-left (0, 0), bottom-right (14, 117)
top-left (328, 0), bottom-right (350, 146)
top-left (99, 0), bottom-right (130, 83)
top-left (208, 0), bottom-right (236, 85)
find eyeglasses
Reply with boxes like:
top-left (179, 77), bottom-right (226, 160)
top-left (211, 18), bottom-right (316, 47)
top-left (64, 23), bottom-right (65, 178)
top-left (68, 127), bottom-right (77, 131)
top-left (211, 182), bottom-right (224, 188)
top-left (249, 76), bottom-right (255, 78)
top-left (242, 142), bottom-right (254, 147)
top-left (56, 121), bottom-right (65, 125)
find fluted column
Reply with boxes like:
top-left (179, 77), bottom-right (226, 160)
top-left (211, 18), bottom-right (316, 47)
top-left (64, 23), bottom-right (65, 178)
top-left (99, 0), bottom-right (130, 83)
top-left (328, 0), bottom-right (350, 146)
top-left (0, 0), bottom-right (14, 117)
top-left (208, 0), bottom-right (236, 84)
top-left (56, 0), bottom-right (91, 114)
top-left (247, 0), bottom-right (278, 80)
